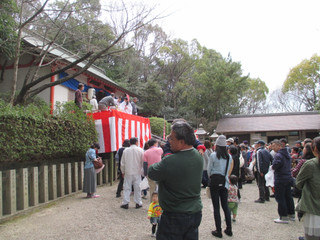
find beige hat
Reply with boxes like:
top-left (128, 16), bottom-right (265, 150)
top-left (216, 135), bottom-right (227, 147)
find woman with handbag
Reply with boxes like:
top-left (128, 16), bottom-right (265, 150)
top-left (296, 137), bottom-right (320, 240)
top-left (83, 143), bottom-right (101, 198)
top-left (207, 135), bottom-right (233, 238)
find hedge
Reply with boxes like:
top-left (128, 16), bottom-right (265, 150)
top-left (149, 117), bottom-right (171, 138)
top-left (0, 98), bottom-right (172, 163)
top-left (0, 100), bottom-right (97, 163)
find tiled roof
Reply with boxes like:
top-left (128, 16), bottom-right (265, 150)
top-left (22, 32), bottom-right (137, 96)
top-left (216, 112), bottom-right (320, 133)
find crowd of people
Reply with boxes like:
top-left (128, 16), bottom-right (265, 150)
top-left (74, 83), bottom-right (139, 115)
top-left (82, 118), bottom-right (320, 240)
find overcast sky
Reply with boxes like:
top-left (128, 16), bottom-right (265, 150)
top-left (139, 0), bottom-right (320, 92)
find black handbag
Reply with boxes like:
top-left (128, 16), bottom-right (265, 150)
top-left (210, 156), bottom-right (230, 189)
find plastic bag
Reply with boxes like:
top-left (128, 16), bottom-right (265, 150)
top-left (244, 167), bottom-right (255, 181)
top-left (265, 166), bottom-right (274, 187)
top-left (140, 177), bottom-right (149, 190)
top-left (239, 154), bottom-right (245, 168)
top-left (248, 162), bottom-right (254, 171)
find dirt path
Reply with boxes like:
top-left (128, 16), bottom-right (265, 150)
top-left (0, 181), bottom-right (303, 240)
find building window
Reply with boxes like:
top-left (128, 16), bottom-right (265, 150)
top-left (255, 132), bottom-right (266, 137)
top-left (289, 131), bottom-right (299, 136)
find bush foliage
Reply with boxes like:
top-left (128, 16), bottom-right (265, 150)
top-left (149, 117), bottom-right (171, 138)
top-left (0, 100), bottom-right (97, 163)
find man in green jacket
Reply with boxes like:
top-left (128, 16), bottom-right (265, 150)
top-left (148, 121), bottom-right (203, 240)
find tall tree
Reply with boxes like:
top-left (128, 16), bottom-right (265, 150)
top-left (105, 24), bottom-right (169, 93)
top-left (186, 47), bottom-right (248, 121)
top-left (267, 89), bottom-right (305, 113)
top-left (1, 0), bottom-right (160, 105)
top-left (282, 54), bottom-right (320, 111)
top-left (0, 0), bottom-right (18, 60)
top-left (239, 78), bottom-right (269, 114)
top-left (157, 38), bottom-right (197, 110)
top-left (139, 80), bottom-right (164, 116)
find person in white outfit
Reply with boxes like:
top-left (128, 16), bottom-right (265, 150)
top-left (119, 97), bottom-right (132, 114)
top-left (89, 95), bottom-right (98, 111)
top-left (120, 137), bottom-right (144, 209)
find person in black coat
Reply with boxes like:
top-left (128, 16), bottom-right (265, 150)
top-left (229, 145), bottom-right (241, 200)
top-left (254, 140), bottom-right (273, 203)
top-left (272, 139), bottom-right (295, 223)
top-left (115, 139), bottom-right (130, 198)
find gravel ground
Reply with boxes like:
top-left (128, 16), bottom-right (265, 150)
top-left (0, 180), bottom-right (304, 240)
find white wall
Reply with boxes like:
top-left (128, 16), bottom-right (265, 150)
top-left (54, 84), bottom-right (70, 108)
top-left (0, 55), bottom-right (51, 103)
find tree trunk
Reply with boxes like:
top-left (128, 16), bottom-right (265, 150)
top-left (9, 29), bottom-right (22, 105)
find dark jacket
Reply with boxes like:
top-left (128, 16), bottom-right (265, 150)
top-left (231, 154), bottom-right (240, 177)
top-left (256, 147), bottom-right (273, 174)
top-left (117, 147), bottom-right (125, 173)
top-left (131, 101), bottom-right (137, 115)
top-left (272, 148), bottom-right (293, 185)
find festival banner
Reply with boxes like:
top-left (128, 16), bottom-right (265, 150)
top-left (89, 110), bottom-right (152, 153)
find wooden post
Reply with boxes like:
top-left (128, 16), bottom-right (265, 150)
top-left (64, 163), bottom-right (71, 195)
top-left (78, 161), bottom-right (84, 191)
top-left (103, 159), bottom-right (108, 185)
top-left (29, 167), bottom-right (39, 207)
top-left (113, 154), bottom-right (117, 182)
top-left (48, 164), bottom-right (57, 200)
top-left (72, 162), bottom-right (78, 192)
top-left (3, 170), bottom-right (16, 215)
top-left (39, 165), bottom-right (49, 203)
top-left (57, 164), bottom-right (65, 197)
top-left (97, 170), bottom-right (103, 186)
top-left (17, 168), bottom-right (29, 211)
top-left (110, 153), bottom-right (114, 186)
top-left (0, 171), bottom-right (2, 217)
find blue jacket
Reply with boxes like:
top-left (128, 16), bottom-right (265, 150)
top-left (207, 152), bottom-right (232, 189)
top-left (272, 148), bottom-right (293, 185)
top-left (256, 147), bottom-right (273, 174)
top-left (85, 148), bottom-right (96, 169)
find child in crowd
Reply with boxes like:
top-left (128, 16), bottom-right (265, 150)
top-left (147, 192), bottom-right (162, 237)
top-left (228, 175), bottom-right (239, 222)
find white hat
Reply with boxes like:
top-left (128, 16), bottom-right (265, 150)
top-left (227, 138), bottom-right (234, 143)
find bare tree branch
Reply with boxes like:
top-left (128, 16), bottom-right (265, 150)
top-left (20, 0), bottom-right (49, 29)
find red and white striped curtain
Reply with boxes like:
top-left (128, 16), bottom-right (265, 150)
top-left (89, 110), bottom-right (152, 153)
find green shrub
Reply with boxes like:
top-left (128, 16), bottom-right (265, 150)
top-left (149, 117), bottom-right (171, 138)
top-left (0, 100), bottom-right (97, 163)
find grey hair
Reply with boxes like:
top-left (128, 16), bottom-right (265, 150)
top-left (272, 139), bottom-right (281, 146)
top-left (171, 121), bottom-right (195, 146)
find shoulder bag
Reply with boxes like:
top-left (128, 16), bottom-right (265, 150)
top-left (239, 153), bottom-right (245, 168)
top-left (210, 156), bottom-right (230, 189)
top-left (94, 158), bottom-right (103, 169)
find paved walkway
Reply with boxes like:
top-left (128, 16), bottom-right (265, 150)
top-left (0, 181), bottom-right (303, 240)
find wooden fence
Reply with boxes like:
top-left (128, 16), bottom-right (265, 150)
top-left (0, 155), bottom-right (116, 221)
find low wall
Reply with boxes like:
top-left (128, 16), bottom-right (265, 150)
top-left (0, 155), bottom-right (117, 221)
